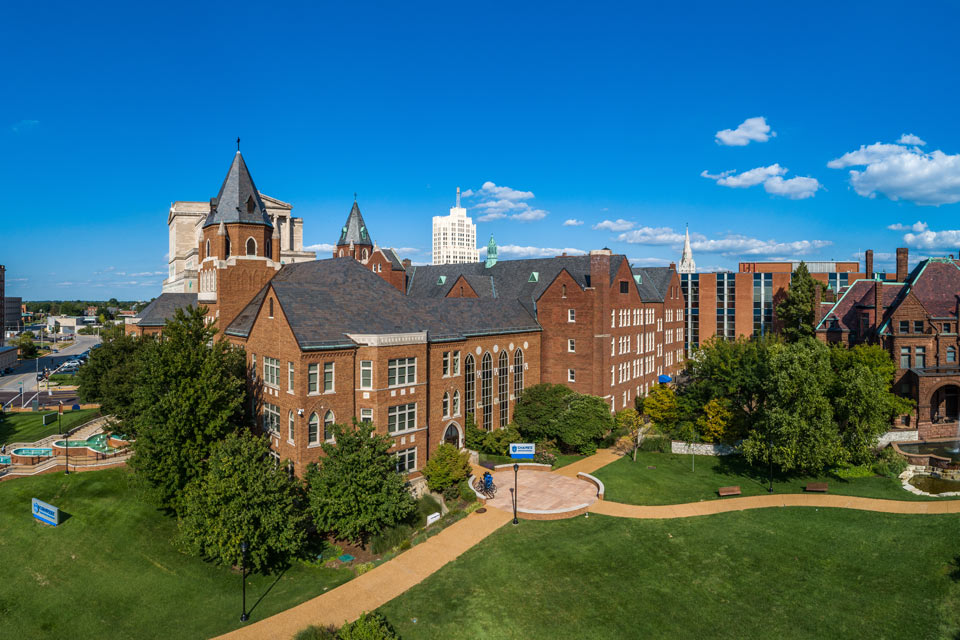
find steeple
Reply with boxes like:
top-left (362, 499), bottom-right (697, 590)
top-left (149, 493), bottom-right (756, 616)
top-left (678, 224), bottom-right (696, 274)
top-left (485, 235), bottom-right (498, 268)
top-left (456, 186), bottom-right (461, 208)
top-left (203, 151), bottom-right (273, 228)
top-left (337, 199), bottom-right (372, 247)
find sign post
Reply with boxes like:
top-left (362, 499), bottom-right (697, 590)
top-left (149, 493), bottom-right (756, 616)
top-left (509, 443), bottom-right (535, 460)
top-left (32, 498), bottom-right (60, 526)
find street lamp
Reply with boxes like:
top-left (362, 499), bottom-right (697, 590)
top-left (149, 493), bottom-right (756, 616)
top-left (512, 463), bottom-right (519, 525)
top-left (239, 541), bottom-right (249, 622)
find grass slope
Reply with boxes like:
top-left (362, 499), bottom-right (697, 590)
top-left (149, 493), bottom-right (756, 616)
top-left (379, 510), bottom-right (960, 639)
top-left (593, 451), bottom-right (953, 504)
top-left (0, 468), bottom-right (353, 640)
top-left (0, 409), bottom-right (100, 445)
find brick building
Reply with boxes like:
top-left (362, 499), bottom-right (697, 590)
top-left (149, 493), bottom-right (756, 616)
top-left (816, 247), bottom-right (960, 440)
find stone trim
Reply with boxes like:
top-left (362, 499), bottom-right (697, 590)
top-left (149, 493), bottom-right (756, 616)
top-left (493, 462), bottom-right (551, 472)
top-left (577, 472), bottom-right (605, 500)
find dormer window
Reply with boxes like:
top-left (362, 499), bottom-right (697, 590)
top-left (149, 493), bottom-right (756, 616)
top-left (437, 276), bottom-right (447, 285)
top-left (246, 195), bottom-right (256, 214)
top-left (528, 272), bottom-right (539, 283)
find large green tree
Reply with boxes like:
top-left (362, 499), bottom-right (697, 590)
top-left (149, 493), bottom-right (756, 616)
top-left (555, 394), bottom-right (614, 454)
top-left (776, 262), bottom-right (824, 342)
top-left (512, 383), bottom-right (576, 441)
top-left (129, 306), bottom-right (247, 511)
top-left (77, 332), bottom-right (143, 421)
top-left (642, 384), bottom-right (680, 436)
top-left (305, 421), bottom-right (415, 544)
top-left (177, 431), bottom-right (308, 572)
top-left (421, 443), bottom-right (472, 492)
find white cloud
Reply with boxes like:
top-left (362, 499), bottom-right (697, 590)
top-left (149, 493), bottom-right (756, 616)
top-left (463, 181), bottom-right (548, 222)
top-left (11, 119), bottom-right (39, 134)
top-left (617, 227), bottom-right (690, 245)
top-left (304, 242), bottom-right (337, 253)
top-left (887, 221), bottom-right (928, 232)
top-left (592, 219), bottom-right (634, 232)
top-left (828, 139), bottom-right (960, 205)
top-left (702, 164), bottom-right (820, 199)
top-left (902, 227), bottom-right (960, 250)
top-left (393, 247), bottom-right (419, 254)
top-left (715, 116), bottom-right (776, 146)
top-left (763, 175), bottom-right (821, 199)
top-left (563, 219), bottom-right (584, 226)
top-left (8, 277), bottom-right (28, 282)
top-left (479, 245), bottom-right (587, 258)
top-left (619, 225), bottom-right (830, 257)
top-left (898, 133), bottom-right (926, 146)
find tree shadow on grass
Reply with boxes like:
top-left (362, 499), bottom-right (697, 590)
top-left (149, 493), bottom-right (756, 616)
top-left (246, 566), bottom-right (289, 618)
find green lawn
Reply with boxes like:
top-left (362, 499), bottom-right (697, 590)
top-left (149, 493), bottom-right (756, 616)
top-left (0, 408), bottom-right (101, 445)
top-left (47, 373), bottom-right (78, 385)
top-left (379, 510), bottom-right (960, 639)
top-left (0, 468), bottom-right (354, 640)
top-left (479, 452), bottom-right (583, 470)
top-left (592, 451), bottom-right (954, 504)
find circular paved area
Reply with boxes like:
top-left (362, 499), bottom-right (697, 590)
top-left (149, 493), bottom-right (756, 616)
top-left (484, 469), bottom-right (598, 514)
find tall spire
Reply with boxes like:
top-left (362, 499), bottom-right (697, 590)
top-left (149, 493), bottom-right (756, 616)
top-left (202, 151), bottom-right (272, 228)
top-left (678, 224), bottom-right (696, 274)
top-left (485, 235), bottom-right (498, 268)
top-left (338, 200), bottom-right (372, 247)
top-left (456, 186), bottom-right (461, 208)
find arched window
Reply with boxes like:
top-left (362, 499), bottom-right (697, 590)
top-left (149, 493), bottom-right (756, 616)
top-left (324, 411), bottom-right (335, 442)
top-left (362, 248), bottom-right (368, 260)
top-left (442, 392), bottom-right (450, 417)
top-left (498, 351), bottom-right (509, 427)
top-left (288, 411), bottom-right (295, 442)
top-left (514, 349), bottom-right (524, 400)
top-left (268, 298), bottom-right (274, 318)
top-left (480, 353), bottom-right (493, 430)
top-left (265, 234), bottom-right (272, 259)
top-left (464, 355), bottom-right (475, 424)
top-left (205, 239), bottom-right (210, 258)
top-left (246, 195), bottom-right (256, 214)
top-left (338, 250), bottom-right (343, 257)
top-left (443, 423), bottom-right (460, 447)
top-left (246, 237), bottom-right (257, 256)
top-left (308, 412), bottom-right (319, 444)
top-left (225, 235), bottom-right (231, 257)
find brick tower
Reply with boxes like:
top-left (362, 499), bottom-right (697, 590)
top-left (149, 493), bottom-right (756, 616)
top-left (334, 198), bottom-right (374, 261)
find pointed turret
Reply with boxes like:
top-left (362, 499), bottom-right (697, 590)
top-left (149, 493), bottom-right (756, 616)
top-left (485, 235), bottom-right (498, 268)
top-left (203, 151), bottom-right (273, 228)
top-left (678, 224), bottom-right (696, 274)
top-left (338, 199), bottom-right (372, 246)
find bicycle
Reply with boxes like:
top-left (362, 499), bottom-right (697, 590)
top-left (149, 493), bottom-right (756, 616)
top-left (474, 473), bottom-right (497, 498)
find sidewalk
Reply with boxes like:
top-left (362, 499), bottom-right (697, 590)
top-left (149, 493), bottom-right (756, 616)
top-left (555, 448), bottom-right (621, 478)
top-left (216, 506), bottom-right (512, 640)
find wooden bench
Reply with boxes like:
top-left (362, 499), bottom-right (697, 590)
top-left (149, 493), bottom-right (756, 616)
top-left (718, 485), bottom-right (741, 497)
top-left (804, 482), bottom-right (829, 493)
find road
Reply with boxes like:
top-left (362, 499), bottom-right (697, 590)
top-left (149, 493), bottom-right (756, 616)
top-left (0, 334), bottom-right (100, 409)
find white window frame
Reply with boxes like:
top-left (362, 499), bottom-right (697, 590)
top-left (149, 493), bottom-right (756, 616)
top-left (568, 338), bottom-right (576, 353)
top-left (323, 362), bottom-right (335, 393)
top-left (308, 363), bottom-right (319, 395)
top-left (568, 369), bottom-right (576, 383)
top-left (388, 403), bottom-right (417, 434)
top-left (388, 357), bottom-right (417, 387)
top-left (360, 408), bottom-right (373, 423)
top-left (288, 362), bottom-right (295, 393)
top-left (395, 447), bottom-right (417, 473)
top-left (360, 360), bottom-right (373, 390)
top-left (568, 308), bottom-right (576, 323)
top-left (263, 357), bottom-right (280, 388)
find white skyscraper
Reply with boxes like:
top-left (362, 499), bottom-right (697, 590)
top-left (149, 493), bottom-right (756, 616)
top-left (432, 187), bottom-right (479, 265)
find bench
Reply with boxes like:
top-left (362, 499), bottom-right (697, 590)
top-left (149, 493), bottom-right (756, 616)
top-left (718, 485), bottom-right (741, 497)
top-left (805, 482), bottom-right (829, 493)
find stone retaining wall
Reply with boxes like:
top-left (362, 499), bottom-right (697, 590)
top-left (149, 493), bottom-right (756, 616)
top-left (671, 441), bottom-right (736, 456)
top-left (878, 430), bottom-right (919, 447)
top-left (577, 472), bottom-right (605, 500)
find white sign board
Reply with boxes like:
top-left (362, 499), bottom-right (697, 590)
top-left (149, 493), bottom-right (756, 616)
top-left (32, 498), bottom-right (59, 526)
top-left (426, 512), bottom-right (442, 526)
top-left (509, 443), bottom-right (535, 459)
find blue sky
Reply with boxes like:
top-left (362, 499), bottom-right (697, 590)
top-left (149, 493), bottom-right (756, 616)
top-left (3, 1), bottom-right (960, 300)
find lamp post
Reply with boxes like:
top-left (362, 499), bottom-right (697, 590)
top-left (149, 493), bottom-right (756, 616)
top-left (239, 541), bottom-right (249, 622)
top-left (512, 463), bottom-right (519, 525)
top-left (61, 402), bottom-right (68, 475)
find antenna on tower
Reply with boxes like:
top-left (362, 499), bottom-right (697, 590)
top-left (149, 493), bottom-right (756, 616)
top-left (236, 137), bottom-right (240, 151)
top-left (456, 187), bottom-right (461, 208)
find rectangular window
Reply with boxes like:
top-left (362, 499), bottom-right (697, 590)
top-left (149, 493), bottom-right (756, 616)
top-left (395, 447), bottom-right (417, 473)
top-left (251, 353), bottom-right (256, 376)
top-left (288, 411), bottom-right (295, 442)
top-left (568, 369), bottom-right (576, 383)
top-left (388, 403), bottom-right (417, 433)
top-left (915, 347), bottom-right (926, 368)
top-left (263, 357), bottom-right (279, 387)
top-left (263, 402), bottom-right (280, 434)
top-left (288, 362), bottom-right (294, 392)
top-left (568, 339), bottom-right (575, 352)
top-left (568, 309), bottom-right (576, 322)
top-left (914, 320), bottom-right (924, 334)
top-left (388, 358), bottom-right (417, 386)
top-left (323, 362), bottom-right (334, 392)
top-left (308, 363), bottom-right (319, 394)
top-left (443, 351), bottom-right (450, 376)
top-left (620, 280), bottom-right (629, 294)
top-left (360, 408), bottom-right (373, 423)
top-left (360, 360), bottom-right (372, 389)
top-left (900, 347), bottom-right (910, 369)
top-left (899, 320), bottom-right (909, 334)
top-left (948, 348), bottom-right (957, 364)
top-left (453, 351), bottom-right (460, 375)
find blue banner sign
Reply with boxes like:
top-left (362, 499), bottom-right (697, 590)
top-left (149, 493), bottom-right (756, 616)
top-left (32, 498), bottom-right (59, 526)
top-left (509, 443), bottom-right (535, 459)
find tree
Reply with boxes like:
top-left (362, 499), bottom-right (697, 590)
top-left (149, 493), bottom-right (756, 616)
top-left (422, 443), bottom-right (472, 492)
top-left (614, 407), bottom-right (645, 461)
top-left (338, 613), bottom-right (399, 640)
top-left (554, 394), bottom-right (613, 454)
top-left (129, 306), bottom-right (247, 511)
top-left (512, 383), bottom-right (576, 441)
top-left (177, 431), bottom-right (308, 572)
top-left (776, 262), bottom-right (824, 343)
top-left (305, 421), bottom-right (415, 544)
top-left (696, 398), bottom-right (732, 443)
top-left (643, 384), bottom-right (680, 436)
top-left (17, 334), bottom-right (38, 359)
top-left (77, 332), bottom-right (143, 421)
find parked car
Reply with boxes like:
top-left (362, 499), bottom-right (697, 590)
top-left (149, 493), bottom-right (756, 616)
top-left (2, 367), bottom-right (13, 375)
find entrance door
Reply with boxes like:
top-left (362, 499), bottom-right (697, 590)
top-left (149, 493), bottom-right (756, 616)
top-left (945, 387), bottom-right (959, 419)
top-left (443, 424), bottom-right (460, 448)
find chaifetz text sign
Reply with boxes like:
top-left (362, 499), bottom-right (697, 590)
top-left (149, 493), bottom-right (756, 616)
top-left (32, 498), bottom-right (59, 526)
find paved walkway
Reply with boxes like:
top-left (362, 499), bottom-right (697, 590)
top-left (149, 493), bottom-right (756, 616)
top-left (484, 468), bottom-right (597, 513)
top-left (216, 507), bottom-right (512, 640)
top-left (555, 448), bottom-right (621, 478)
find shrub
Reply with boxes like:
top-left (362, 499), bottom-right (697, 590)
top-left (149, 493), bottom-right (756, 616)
top-left (834, 464), bottom-right (875, 479)
top-left (355, 562), bottom-right (375, 576)
top-left (370, 524), bottom-right (413, 555)
top-left (422, 444), bottom-right (471, 491)
top-left (338, 612), bottom-right (399, 640)
top-left (414, 494), bottom-right (442, 525)
top-left (873, 446), bottom-right (909, 478)
top-left (578, 441), bottom-right (598, 456)
top-left (481, 424), bottom-right (521, 456)
top-left (639, 436), bottom-right (671, 453)
top-left (293, 625), bottom-right (337, 640)
top-left (533, 450), bottom-right (556, 466)
top-left (464, 413), bottom-right (485, 450)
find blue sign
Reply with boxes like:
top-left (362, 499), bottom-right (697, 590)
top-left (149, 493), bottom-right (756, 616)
top-left (509, 443), bottom-right (535, 459)
top-left (32, 498), bottom-right (59, 526)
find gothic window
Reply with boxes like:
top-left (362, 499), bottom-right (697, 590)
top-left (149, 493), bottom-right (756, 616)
top-left (453, 390), bottom-right (461, 416)
top-left (308, 413), bottom-right (319, 444)
top-left (480, 353), bottom-right (493, 430)
top-left (246, 237), bottom-right (257, 256)
top-left (498, 350), bottom-right (509, 427)
top-left (225, 235), bottom-right (231, 257)
top-left (465, 354), bottom-right (475, 423)
top-left (205, 239), bottom-right (210, 258)
top-left (442, 392), bottom-right (450, 417)
top-left (513, 349), bottom-right (524, 399)
top-left (323, 411), bottom-right (335, 441)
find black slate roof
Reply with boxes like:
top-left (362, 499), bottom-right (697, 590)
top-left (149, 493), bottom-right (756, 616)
top-left (226, 258), bottom-right (539, 349)
top-left (338, 201), bottom-right (372, 246)
top-left (203, 152), bottom-right (273, 228)
top-left (631, 267), bottom-right (673, 302)
top-left (136, 293), bottom-right (199, 327)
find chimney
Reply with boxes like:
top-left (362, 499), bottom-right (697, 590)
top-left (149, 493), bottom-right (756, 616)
top-left (874, 279), bottom-right (882, 326)
top-left (669, 262), bottom-right (677, 271)
top-left (896, 247), bottom-right (909, 282)
top-left (401, 258), bottom-right (412, 269)
top-left (865, 249), bottom-right (873, 278)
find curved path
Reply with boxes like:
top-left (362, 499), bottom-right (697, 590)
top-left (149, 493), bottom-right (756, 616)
top-left (217, 451), bottom-right (960, 639)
